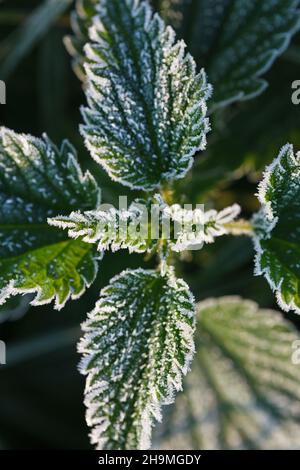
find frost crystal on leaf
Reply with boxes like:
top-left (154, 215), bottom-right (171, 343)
top-left (64, 0), bottom-right (98, 81)
top-left (67, 1), bottom-right (300, 110)
top-left (66, 1), bottom-right (174, 83)
top-left (155, 297), bottom-right (300, 450)
top-left (49, 194), bottom-right (240, 254)
top-left (0, 127), bottom-right (101, 310)
top-left (49, 199), bottom-right (156, 254)
top-left (166, 202), bottom-right (241, 251)
top-left (80, 0), bottom-right (211, 191)
top-left (253, 144), bottom-right (300, 314)
top-left (78, 268), bottom-right (195, 450)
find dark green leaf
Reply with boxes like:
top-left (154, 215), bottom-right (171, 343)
top-left (0, 127), bottom-right (101, 310)
top-left (253, 144), bottom-right (300, 314)
top-left (64, 0), bottom-right (98, 81)
top-left (80, 0), bottom-right (211, 190)
top-left (156, 297), bottom-right (300, 449)
top-left (160, 0), bottom-right (300, 109)
top-left (79, 268), bottom-right (195, 449)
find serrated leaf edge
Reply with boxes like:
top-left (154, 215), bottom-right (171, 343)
top-left (78, 267), bottom-right (196, 450)
top-left (48, 198), bottom-right (241, 254)
top-left (80, 0), bottom-right (212, 191)
top-left (212, 6), bottom-right (300, 110)
top-left (0, 127), bottom-right (102, 310)
top-left (0, 250), bottom-right (101, 311)
top-left (253, 143), bottom-right (300, 314)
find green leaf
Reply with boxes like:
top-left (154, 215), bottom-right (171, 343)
top-left (158, 0), bottom-right (300, 109)
top-left (163, 201), bottom-right (241, 252)
top-left (0, 0), bottom-right (73, 80)
top-left (64, 0), bottom-right (98, 81)
top-left (67, 1), bottom-right (300, 109)
top-left (49, 194), bottom-right (240, 254)
top-left (253, 144), bottom-right (300, 314)
top-left (155, 297), bottom-right (300, 450)
top-left (80, 0), bottom-right (211, 191)
top-left (49, 198), bottom-right (157, 254)
top-left (0, 127), bottom-right (101, 310)
top-left (78, 268), bottom-right (195, 450)
top-left (65, 0), bottom-right (182, 82)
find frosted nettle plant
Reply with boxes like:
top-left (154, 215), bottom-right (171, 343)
top-left (2, 0), bottom-right (300, 450)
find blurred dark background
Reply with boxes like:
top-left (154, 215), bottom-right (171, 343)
top-left (0, 0), bottom-right (300, 449)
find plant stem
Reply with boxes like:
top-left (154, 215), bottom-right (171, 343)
top-left (160, 185), bottom-right (175, 205)
top-left (224, 219), bottom-right (253, 236)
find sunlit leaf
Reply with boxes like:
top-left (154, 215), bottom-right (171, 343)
top-left (253, 144), bottom-right (300, 314)
top-left (0, 127), bottom-right (101, 310)
top-left (156, 297), bottom-right (300, 449)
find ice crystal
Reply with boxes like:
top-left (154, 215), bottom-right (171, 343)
top-left (49, 195), bottom-right (240, 254)
top-left (49, 199), bottom-right (156, 254)
top-left (64, 0), bottom-right (98, 81)
top-left (65, 0), bottom-right (192, 82)
top-left (0, 127), bottom-right (101, 310)
top-left (67, 1), bottom-right (300, 110)
top-left (155, 297), bottom-right (300, 449)
top-left (78, 267), bottom-right (195, 450)
top-left (80, 0), bottom-right (211, 190)
top-left (166, 202), bottom-right (241, 251)
top-left (253, 144), bottom-right (300, 314)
